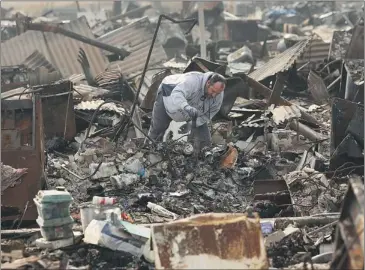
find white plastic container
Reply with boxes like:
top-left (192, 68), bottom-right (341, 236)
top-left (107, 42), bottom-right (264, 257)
top-left (36, 216), bottom-right (74, 241)
top-left (33, 189), bottom-right (73, 220)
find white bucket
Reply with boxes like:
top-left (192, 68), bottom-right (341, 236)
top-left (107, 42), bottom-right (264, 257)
top-left (80, 204), bottom-right (96, 233)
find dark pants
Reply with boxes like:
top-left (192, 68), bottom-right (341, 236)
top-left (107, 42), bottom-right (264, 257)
top-left (148, 91), bottom-right (212, 148)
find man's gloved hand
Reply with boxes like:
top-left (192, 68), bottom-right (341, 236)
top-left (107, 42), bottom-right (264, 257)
top-left (183, 105), bottom-right (198, 120)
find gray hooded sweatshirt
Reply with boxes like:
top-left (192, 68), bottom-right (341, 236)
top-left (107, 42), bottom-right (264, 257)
top-left (158, 71), bottom-right (224, 127)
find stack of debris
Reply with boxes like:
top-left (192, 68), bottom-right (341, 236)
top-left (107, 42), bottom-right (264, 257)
top-left (1, 1), bottom-right (363, 269)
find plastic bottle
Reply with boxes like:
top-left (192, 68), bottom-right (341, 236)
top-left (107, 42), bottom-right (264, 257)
top-left (147, 202), bottom-right (177, 219)
top-left (92, 196), bottom-right (117, 206)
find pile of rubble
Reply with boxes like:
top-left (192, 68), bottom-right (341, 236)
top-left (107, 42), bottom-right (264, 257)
top-left (1, 1), bottom-right (364, 269)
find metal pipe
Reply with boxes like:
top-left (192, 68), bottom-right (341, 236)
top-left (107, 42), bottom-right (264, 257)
top-left (26, 22), bottom-right (130, 58)
top-left (289, 120), bottom-right (325, 142)
top-left (327, 76), bottom-right (341, 92)
top-left (312, 252), bottom-right (333, 264)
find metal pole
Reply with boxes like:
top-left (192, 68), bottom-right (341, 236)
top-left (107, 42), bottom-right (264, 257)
top-left (198, 2), bottom-right (206, 59)
top-left (26, 23), bottom-right (130, 58)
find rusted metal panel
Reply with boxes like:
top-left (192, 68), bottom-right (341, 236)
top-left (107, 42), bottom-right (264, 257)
top-left (249, 39), bottom-right (310, 82)
top-left (1, 16), bottom-right (108, 77)
top-left (345, 23), bottom-right (364, 60)
top-left (152, 213), bottom-right (269, 269)
top-left (331, 175), bottom-right (364, 270)
top-left (99, 17), bottom-right (168, 78)
top-left (1, 96), bottom-right (45, 221)
top-left (35, 80), bottom-right (76, 141)
top-left (307, 70), bottom-right (330, 105)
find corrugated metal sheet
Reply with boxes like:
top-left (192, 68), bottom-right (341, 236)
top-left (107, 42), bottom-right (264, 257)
top-left (296, 39), bottom-right (331, 67)
top-left (1, 16), bottom-right (108, 78)
top-left (74, 100), bottom-right (126, 115)
top-left (68, 74), bottom-right (86, 84)
top-left (21, 50), bottom-right (58, 73)
top-left (249, 39), bottom-right (310, 82)
top-left (98, 16), bottom-right (168, 78)
top-left (73, 84), bottom-right (110, 100)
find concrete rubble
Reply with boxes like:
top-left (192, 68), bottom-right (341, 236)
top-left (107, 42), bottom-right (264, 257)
top-left (1, 1), bottom-right (364, 270)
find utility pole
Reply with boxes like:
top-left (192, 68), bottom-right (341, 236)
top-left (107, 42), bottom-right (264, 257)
top-left (198, 1), bottom-right (206, 59)
top-left (75, 1), bottom-right (81, 12)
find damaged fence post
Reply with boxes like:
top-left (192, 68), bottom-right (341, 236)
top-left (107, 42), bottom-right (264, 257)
top-left (198, 2), bottom-right (207, 59)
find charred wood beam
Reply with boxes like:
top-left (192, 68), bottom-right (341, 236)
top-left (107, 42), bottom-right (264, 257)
top-left (242, 73), bottom-right (321, 126)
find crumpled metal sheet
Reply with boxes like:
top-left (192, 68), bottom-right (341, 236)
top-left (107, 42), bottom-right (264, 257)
top-left (249, 39), bottom-right (310, 82)
top-left (74, 100), bottom-right (126, 115)
top-left (21, 50), bottom-right (58, 73)
top-left (307, 70), bottom-right (330, 105)
top-left (152, 213), bottom-right (268, 269)
top-left (296, 39), bottom-right (331, 70)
